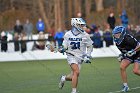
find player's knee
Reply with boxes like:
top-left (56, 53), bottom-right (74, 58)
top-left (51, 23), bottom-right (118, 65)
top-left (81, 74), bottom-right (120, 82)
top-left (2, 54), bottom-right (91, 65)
top-left (73, 70), bottom-right (80, 76)
top-left (120, 66), bottom-right (126, 71)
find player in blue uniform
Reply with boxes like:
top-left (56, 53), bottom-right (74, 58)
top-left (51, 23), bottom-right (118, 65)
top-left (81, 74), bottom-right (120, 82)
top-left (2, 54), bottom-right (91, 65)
top-left (112, 26), bottom-right (140, 92)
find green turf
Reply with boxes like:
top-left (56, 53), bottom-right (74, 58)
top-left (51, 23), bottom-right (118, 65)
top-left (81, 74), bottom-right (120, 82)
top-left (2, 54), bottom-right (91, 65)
top-left (0, 57), bottom-right (140, 93)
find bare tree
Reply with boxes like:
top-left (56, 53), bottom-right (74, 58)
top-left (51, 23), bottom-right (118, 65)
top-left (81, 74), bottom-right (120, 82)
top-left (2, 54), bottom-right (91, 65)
top-left (68, 0), bottom-right (72, 18)
top-left (38, 0), bottom-right (50, 31)
top-left (95, 0), bottom-right (104, 12)
top-left (45, 0), bottom-right (55, 29)
top-left (61, 0), bottom-right (65, 29)
top-left (54, 0), bottom-right (57, 31)
top-left (122, 0), bottom-right (127, 10)
top-left (54, 0), bottom-right (63, 31)
top-left (74, 0), bottom-right (82, 17)
top-left (117, 0), bottom-right (122, 13)
top-left (85, 0), bottom-right (92, 21)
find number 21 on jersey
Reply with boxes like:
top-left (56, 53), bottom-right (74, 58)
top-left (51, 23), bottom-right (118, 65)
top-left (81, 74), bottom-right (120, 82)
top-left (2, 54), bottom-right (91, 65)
top-left (70, 42), bottom-right (80, 49)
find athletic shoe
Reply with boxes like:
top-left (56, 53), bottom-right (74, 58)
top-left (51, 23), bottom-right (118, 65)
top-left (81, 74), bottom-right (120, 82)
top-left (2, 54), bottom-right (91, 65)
top-left (71, 91), bottom-right (79, 93)
top-left (122, 85), bottom-right (130, 92)
top-left (71, 92), bottom-right (77, 93)
top-left (58, 75), bottom-right (65, 89)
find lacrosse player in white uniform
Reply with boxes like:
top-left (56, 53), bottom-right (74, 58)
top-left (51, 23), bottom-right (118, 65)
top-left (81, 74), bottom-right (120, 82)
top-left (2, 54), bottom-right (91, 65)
top-left (58, 18), bottom-right (93, 93)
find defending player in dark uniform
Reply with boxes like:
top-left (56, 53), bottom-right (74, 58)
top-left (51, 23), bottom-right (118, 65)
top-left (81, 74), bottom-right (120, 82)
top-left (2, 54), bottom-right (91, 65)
top-left (112, 26), bottom-right (140, 92)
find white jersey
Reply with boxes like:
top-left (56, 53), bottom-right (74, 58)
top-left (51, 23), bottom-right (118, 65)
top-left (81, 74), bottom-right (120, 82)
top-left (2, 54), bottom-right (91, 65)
top-left (63, 29), bottom-right (93, 65)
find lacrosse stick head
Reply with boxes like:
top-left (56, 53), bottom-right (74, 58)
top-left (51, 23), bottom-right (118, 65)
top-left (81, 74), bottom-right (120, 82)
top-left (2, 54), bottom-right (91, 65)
top-left (46, 44), bottom-right (57, 52)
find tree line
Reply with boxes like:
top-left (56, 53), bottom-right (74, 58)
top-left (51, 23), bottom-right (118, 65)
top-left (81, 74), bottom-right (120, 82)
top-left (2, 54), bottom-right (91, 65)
top-left (0, 0), bottom-right (140, 32)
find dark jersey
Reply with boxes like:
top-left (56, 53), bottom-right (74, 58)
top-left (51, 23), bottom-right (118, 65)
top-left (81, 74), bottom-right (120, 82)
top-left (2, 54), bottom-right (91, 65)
top-left (116, 34), bottom-right (140, 59)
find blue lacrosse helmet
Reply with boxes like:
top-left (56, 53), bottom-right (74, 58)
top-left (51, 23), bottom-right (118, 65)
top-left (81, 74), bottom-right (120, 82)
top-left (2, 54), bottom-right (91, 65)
top-left (112, 26), bottom-right (126, 45)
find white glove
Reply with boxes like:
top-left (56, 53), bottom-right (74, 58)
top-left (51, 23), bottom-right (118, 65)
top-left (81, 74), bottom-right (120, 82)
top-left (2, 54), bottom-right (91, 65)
top-left (118, 54), bottom-right (124, 62)
top-left (126, 49), bottom-right (136, 57)
top-left (82, 54), bottom-right (92, 63)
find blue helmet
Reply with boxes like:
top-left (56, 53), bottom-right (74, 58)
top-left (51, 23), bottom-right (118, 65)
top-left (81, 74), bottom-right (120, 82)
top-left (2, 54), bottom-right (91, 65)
top-left (112, 26), bottom-right (126, 45)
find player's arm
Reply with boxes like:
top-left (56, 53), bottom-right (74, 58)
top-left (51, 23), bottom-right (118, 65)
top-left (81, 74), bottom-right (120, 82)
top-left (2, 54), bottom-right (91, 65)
top-left (134, 43), bottom-right (140, 52)
top-left (86, 34), bottom-right (94, 57)
top-left (83, 44), bottom-right (93, 63)
top-left (86, 45), bottom-right (93, 57)
top-left (83, 36), bottom-right (93, 63)
top-left (126, 43), bottom-right (140, 57)
top-left (126, 35), bottom-right (140, 56)
top-left (81, 34), bottom-right (93, 63)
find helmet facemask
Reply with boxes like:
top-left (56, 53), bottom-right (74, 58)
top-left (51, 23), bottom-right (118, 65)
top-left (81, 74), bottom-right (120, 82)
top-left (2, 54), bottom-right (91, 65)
top-left (112, 26), bottom-right (126, 45)
top-left (71, 18), bottom-right (86, 33)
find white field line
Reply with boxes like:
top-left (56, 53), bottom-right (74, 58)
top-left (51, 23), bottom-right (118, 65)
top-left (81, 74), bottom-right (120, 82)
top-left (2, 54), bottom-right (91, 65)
top-left (108, 86), bottom-right (140, 93)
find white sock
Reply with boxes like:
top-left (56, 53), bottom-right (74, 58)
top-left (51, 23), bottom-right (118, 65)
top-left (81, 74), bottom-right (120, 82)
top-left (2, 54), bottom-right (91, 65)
top-left (72, 88), bottom-right (76, 93)
top-left (123, 83), bottom-right (128, 86)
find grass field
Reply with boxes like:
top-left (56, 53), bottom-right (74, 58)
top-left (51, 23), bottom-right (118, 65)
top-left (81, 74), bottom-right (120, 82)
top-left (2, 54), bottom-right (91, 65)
top-left (0, 57), bottom-right (140, 93)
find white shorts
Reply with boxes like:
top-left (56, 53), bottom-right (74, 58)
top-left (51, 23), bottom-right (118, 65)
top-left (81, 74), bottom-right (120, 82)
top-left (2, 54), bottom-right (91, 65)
top-left (67, 55), bottom-right (82, 69)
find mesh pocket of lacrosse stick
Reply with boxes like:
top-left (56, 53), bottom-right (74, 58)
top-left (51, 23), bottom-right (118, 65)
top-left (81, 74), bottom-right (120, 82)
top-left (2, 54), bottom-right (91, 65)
top-left (46, 44), bottom-right (57, 52)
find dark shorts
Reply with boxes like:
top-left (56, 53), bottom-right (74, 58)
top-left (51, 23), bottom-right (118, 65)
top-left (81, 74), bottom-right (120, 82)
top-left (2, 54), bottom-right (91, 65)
top-left (122, 55), bottom-right (140, 63)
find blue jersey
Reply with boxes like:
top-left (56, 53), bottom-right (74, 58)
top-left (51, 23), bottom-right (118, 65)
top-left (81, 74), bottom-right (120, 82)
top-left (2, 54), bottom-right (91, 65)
top-left (36, 21), bottom-right (45, 32)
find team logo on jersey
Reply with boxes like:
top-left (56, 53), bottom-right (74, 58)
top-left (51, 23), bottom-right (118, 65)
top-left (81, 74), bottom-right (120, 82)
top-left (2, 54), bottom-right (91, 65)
top-left (69, 38), bottom-right (82, 41)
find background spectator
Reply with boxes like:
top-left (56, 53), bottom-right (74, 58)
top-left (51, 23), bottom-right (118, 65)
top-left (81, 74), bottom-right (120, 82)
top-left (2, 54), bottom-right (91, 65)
top-left (107, 12), bottom-right (116, 30)
top-left (120, 10), bottom-right (129, 28)
top-left (91, 25), bottom-right (102, 48)
top-left (14, 19), bottom-right (23, 35)
top-left (36, 18), bottom-right (45, 33)
top-left (103, 24), bottom-right (113, 47)
top-left (1, 31), bottom-right (8, 52)
top-left (24, 19), bottom-right (33, 40)
top-left (98, 26), bottom-right (104, 47)
top-left (134, 25), bottom-right (140, 41)
top-left (127, 24), bottom-right (136, 35)
top-left (32, 18), bottom-right (46, 50)
top-left (54, 28), bottom-right (64, 48)
top-left (90, 24), bottom-right (97, 34)
top-left (83, 26), bottom-right (91, 34)
top-left (48, 28), bottom-right (55, 46)
top-left (32, 32), bottom-right (46, 50)
top-left (77, 12), bottom-right (82, 18)
top-left (20, 32), bottom-right (27, 53)
top-left (13, 19), bottom-right (23, 51)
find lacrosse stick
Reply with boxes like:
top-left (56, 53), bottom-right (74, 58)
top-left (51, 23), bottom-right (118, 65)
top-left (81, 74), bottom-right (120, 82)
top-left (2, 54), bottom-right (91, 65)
top-left (46, 44), bottom-right (104, 75)
top-left (118, 49), bottom-right (138, 61)
top-left (46, 44), bottom-right (92, 63)
top-left (46, 44), bottom-right (58, 53)
top-left (65, 48), bottom-right (104, 75)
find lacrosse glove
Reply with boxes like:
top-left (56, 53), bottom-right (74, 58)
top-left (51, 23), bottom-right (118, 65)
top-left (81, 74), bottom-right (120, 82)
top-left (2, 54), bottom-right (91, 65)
top-left (82, 54), bottom-right (92, 63)
top-left (118, 54), bottom-right (124, 62)
top-left (126, 49), bottom-right (136, 57)
top-left (58, 46), bottom-right (66, 54)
